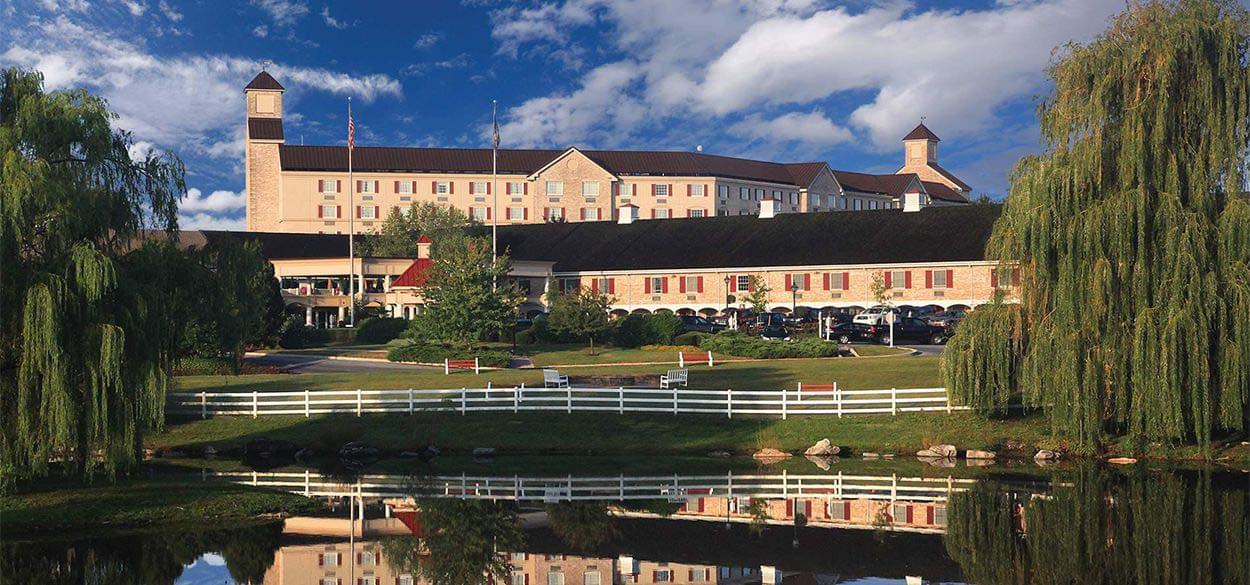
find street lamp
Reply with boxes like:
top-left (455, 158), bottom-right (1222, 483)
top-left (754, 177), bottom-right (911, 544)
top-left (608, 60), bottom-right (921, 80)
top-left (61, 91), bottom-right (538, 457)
top-left (790, 280), bottom-right (799, 314)
top-left (724, 275), bottom-right (732, 313)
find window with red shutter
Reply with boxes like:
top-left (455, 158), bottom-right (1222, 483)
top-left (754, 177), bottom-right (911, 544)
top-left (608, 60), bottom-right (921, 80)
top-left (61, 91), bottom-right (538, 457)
top-left (697, 276), bottom-right (704, 292)
top-left (356, 206), bottom-right (361, 219)
top-left (679, 277), bottom-right (686, 293)
top-left (645, 278), bottom-right (651, 294)
top-left (803, 274), bottom-right (811, 290)
top-left (925, 270), bottom-right (933, 288)
top-left (608, 278), bottom-right (615, 294)
top-left (318, 206), bottom-right (323, 218)
top-left (394, 180), bottom-right (399, 192)
top-left (431, 181), bottom-right (437, 193)
top-left (336, 179), bottom-right (342, 192)
top-left (661, 278), bottom-right (668, 293)
top-left (904, 271), bottom-right (912, 289)
top-left (990, 268), bottom-right (998, 287)
top-left (884, 271), bottom-right (892, 288)
top-left (946, 269), bottom-right (954, 288)
top-left (449, 182), bottom-right (455, 194)
top-left (374, 205), bottom-right (379, 218)
top-left (373, 180), bottom-right (379, 193)
top-left (842, 272), bottom-right (849, 290)
top-left (336, 205), bottom-right (342, 218)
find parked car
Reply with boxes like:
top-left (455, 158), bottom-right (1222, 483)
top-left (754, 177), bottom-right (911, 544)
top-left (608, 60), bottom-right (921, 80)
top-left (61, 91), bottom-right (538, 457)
top-left (829, 321), bottom-right (872, 344)
top-left (852, 305), bottom-right (900, 326)
top-left (755, 312), bottom-right (787, 328)
top-left (864, 317), bottom-right (950, 345)
top-left (679, 315), bottom-right (727, 333)
top-left (924, 310), bottom-right (966, 328)
top-left (760, 322), bottom-right (791, 340)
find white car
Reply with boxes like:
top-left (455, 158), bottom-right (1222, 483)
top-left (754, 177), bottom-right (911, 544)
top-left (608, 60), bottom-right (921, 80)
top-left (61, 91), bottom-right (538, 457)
top-left (853, 305), bottom-right (898, 326)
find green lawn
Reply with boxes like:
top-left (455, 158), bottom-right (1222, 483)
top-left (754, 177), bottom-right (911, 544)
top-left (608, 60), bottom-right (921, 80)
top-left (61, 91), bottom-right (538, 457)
top-left (176, 355), bottom-right (942, 393)
top-left (510, 342), bottom-right (704, 366)
top-left (851, 344), bottom-right (917, 357)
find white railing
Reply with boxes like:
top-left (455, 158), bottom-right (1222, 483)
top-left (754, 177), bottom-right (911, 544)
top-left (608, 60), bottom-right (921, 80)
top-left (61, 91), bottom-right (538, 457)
top-left (201, 469), bottom-right (981, 503)
top-left (168, 385), bottom-right (967, 419)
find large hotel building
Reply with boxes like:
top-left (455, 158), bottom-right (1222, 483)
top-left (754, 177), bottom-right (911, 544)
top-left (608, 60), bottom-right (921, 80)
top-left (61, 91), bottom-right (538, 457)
top-left (214, 71), bottom-right (1008, 325)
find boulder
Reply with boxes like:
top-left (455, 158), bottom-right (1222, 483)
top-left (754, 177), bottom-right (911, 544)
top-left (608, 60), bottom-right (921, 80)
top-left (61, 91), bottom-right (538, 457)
top-left (706, 451), bottom-right (732, 458)
top-left (202, 445), bottom-right (218, 458)
top-left (965, 449), bottom-right (997, 460)
top-left (473, 447), bottom-right (497, 457)
top-left (803, 439), bottom-right (841, 457)
top-left (918, 455), bottom-right (956, 468)
top-left (752, 448), bottom-right (792, 463)
top-left (1107, 456), bottom-right (1137, 465)
top-left (338, 442), bottom-right (379, 459)
top-left (804, 455), bottom-right (837, 470)
top-left (862, 452), bottom-right (880, 459)
top-left (1034, 449), bottom-right (1060, 461)
top-left (965, 458), bottom-right (995, 467)
top-left (916, 444), bottom-right (957, 458)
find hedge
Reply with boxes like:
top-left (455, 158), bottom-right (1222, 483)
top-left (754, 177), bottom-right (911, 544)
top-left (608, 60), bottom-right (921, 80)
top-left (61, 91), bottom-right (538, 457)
top-left (672, 331), bottom-right (710, 347)
top-left (613, 313), bottom-right (683, 347)
top-left (699, 331), bottom-right (841, 359)
top-left (387, 342), bottom-right (511, 368)
top-left (355, 317), bottom-right (408, 344)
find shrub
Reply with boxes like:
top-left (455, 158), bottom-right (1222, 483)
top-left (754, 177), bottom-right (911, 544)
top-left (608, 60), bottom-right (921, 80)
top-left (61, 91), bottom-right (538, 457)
top-left (612, 314), bottom-right (649, 347)
top-left (278, 319), bottom-right (332, 349)
top-left (672, 331), bottom-right (709, 347)
top-left (700, 331), bottom-right (841, 359)
top-left (646, 313), bottom-right (684, 345)
top-left (515, 329), bottom-right (535, 345)
top-left (613, 313), bottom-right (685, 348)
top-left (386, 342), bottom-right (511, 368)
top-left (355, 317), bottom-right (408, 344)
top-left (639, 344), bottom-right (701, 352)
top-left (173, 356), bottom-right (236, 376)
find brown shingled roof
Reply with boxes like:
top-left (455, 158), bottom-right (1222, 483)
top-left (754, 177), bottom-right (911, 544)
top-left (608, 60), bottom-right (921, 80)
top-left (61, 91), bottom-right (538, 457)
top-left (245, 71), bottom-right (284, 91)
top-left (903, 123), bottom-right (940, 142)
top-left (782, 162), bottom-right (829, 188)
top-left (278, 145), bottom-right (822, 186)
top-left (832, 170), bottom-right (920, 198)
top-left (921, 180), bottom-right (969, 203)
top-left (927, 161), bottom-right (972, 191)
top-left (248, 118), bottom-right (284, 141)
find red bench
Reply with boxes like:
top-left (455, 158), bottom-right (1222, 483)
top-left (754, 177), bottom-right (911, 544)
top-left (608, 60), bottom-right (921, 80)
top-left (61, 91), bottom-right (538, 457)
top-left (678, 351), bottom-right (714, 367)
top-left (444, 358), bottom-right (480, 374)
top-left (798, 383), bottom-right (837, 393)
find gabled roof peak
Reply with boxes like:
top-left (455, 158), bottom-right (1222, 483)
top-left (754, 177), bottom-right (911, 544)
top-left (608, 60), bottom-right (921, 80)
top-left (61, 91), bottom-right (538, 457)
top-left (903, 123), bottom-right (940, 142)
top-left (245, 70), bottom-right (285, 91)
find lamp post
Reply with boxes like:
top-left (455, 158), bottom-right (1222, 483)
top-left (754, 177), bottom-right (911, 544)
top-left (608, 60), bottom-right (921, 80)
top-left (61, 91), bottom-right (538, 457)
top-left (790, 281), bottom-right (799, 314)
top-left (724, 276), bottom-right (731, 313)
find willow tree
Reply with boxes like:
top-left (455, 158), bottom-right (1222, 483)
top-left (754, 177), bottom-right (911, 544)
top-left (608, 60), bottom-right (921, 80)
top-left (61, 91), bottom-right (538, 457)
top-left (944, 0), bottom-right (1250, 450)
top-left (0, 68), bottom-right (185, 478)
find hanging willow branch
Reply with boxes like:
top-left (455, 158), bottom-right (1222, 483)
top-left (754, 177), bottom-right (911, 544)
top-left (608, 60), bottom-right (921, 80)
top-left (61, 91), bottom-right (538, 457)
top-left (944, 0), bottom-right (1250, 450)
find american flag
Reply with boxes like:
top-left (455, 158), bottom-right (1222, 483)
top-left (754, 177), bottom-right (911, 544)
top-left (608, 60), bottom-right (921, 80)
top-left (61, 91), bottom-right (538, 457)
top-left (347, 114), bottom-right (355, 151)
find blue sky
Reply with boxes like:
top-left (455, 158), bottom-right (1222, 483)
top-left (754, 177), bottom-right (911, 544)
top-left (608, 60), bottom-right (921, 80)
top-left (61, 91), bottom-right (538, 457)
top-left (3, 0), bottom-right (1134, 229)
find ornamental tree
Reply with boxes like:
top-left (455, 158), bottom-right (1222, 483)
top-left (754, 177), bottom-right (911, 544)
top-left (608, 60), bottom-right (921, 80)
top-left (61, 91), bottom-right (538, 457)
top-left (546, 287), bottom-right (615, 355)
top-left (943, 0), bottom-right (1250, 450)
top-left (407, 234), bottom-right (522, 346)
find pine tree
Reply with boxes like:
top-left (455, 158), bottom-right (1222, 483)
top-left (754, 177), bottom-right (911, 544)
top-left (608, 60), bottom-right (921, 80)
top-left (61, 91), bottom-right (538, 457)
top-left (944, 0), bottom-right (1250, 450)
top-left (1, 68), bottom-right (186, 478)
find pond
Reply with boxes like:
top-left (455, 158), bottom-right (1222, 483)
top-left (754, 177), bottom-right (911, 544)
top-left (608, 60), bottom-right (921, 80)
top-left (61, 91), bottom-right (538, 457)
top-left (3, 459), bottom-right (1247, 584)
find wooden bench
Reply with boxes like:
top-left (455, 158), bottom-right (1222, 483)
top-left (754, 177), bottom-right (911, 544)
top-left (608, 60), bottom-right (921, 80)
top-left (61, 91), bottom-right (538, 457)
top-left (444, 358), bottom-right (480, 374)
top-left (678, 351), bottom-right (714, 368)
top-left (660, 369), bottom-right (689, 389)
top-left (543, 368), bottom-right (569, 388)
top-left (798, 383), bottom-right (837, 393)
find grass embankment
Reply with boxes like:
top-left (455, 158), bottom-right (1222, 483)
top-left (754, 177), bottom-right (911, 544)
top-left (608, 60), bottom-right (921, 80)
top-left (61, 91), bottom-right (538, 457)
top-left (177, 355), bottom-right (943, 393)
top-left (2, 475), bottom-right (320, 536)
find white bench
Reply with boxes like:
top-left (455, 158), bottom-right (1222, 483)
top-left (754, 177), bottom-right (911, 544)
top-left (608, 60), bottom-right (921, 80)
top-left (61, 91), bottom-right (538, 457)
top-left (543, 369), bottom-right (569, 388)
top-left (660, 369), bottom-right (688, 389)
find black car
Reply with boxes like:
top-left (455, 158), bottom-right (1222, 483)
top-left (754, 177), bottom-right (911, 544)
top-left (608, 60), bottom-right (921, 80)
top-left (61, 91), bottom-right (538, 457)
top-left (864, 317), bottom-right (951, 345)
top-left (679, 315), bottom-right (726, 333)
top-left (829, 321), bottom-right (872, 344)
top-left (924, 310), bottom-right (966, 328)
top-left (760, 322), bottom-right (791, 340)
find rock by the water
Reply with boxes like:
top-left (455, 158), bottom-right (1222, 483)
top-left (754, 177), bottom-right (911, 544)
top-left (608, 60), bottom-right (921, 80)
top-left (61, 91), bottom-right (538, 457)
top-left (916, 444), bottom-right (957, 458)
top-left (1107, 456), bottom-right (1137, 465)
top-left (965, 449), bottom-right (996, 460)
top-left (804, 455), bottom-right (837, 470)
top-left (473, 447), bottom-right (497, 457)
top-left (862, 452), bottom-right (880, 459)
top-left (1034, 449), bottom-right (1060, 460)
top-left (752, 448), bottom-right (792, 462)
top-left (803, 439), bottom-right (841, 457)
top-left (918, 455), bottom-right (956, 468)
top-left (707, 451), bottom-right (732, 458)
top-left (202, 445), bottom-right (218, 457)
top-left (339, 442), bottom-right (379, 459)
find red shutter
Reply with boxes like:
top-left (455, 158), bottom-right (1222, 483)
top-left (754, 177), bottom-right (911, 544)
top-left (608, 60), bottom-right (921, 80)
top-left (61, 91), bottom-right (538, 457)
top-left (697, 498), bottom-right (704, 513)
top-left (1012, 268), bottom-right (1020, 286)
top-left (651, 184), bottom-right (657, 196)
top-left (905, 271), bottom-right (912, 289)
top-left (338, 553), bottom-right (343, 564)
top-left (318, 180), bottom-right (325, 193)
top-left (525, 576), bottom-right (530, 585)
top-left (336, 206), bottom-right (342, 218)
top-left (543, 207), bottom-right (549, 219)
top-left (394, 180), bottom-right (399, 192)
top-left (652, 572), bottom-right (659, 581)
top-left (524, 183), bottom-right (529, 194)
top-left (784, 274), bottom-right (792, 291)
top-left (374, 205), bottom-right (379, 218)
top-left (803, 274), bottom-right (811, 290)
top-left (661, 278), bottom-right (669, 293)
top-left (449, 182), bottom-right (455, 194)
top-left (318, 206), bottom-right (324, 218)
top-left (431, 181), bottom-right (437, 193)
top-left (687, 184), bottom-right (692, 196)
top-left (925, 270), bottom-right (933, 289)
top-left (336, 180), bottom-right (342, 192)
top-left (884, 271), bottom-right (892, 288)
top-left (990, 268), bottom-right (998, 287)
top-left (608, 278), bottom-right (615, 294)
top-left (357, 552), bottom-right (362, 564)
top-left (697, 276), bottom-right (704, 292)
top-left (651, 209), bottom-right (656, 219)
top-left (668, 184), bottom-right (673, 197)
top-left (580, 208), bottom-right (586, 221)
top-left (946, 269), bottom-right (954, 288)
top-left (906, 505), bottom-right (914, 523)
top-left (686, 209), bottom-right (692, 218)
top-left (729, 275), bottom-right (737, 292)
top-left (318, 554), bottom-right (324, 566)
top-left (842, 272), bottom-right (850, 290)
top-left (523, 208), bottom-right (529, 220)
top-left (844, 501), bottom-right (852, 519)
top-left (786, 500), bottom-right (793, 517)
top-left (487, 182), bottom-right (492, 194)
top-left (486, 207), bottom-right (492, 220)
top-left (679, 277), bottom-right (686, 293)
top-left (373, 180), bottom-right (379, 193)
top-left (689, 569), bottom-right (695, 581)
top-left (560, 207), bottom-right (566, 220)
top-left (469, 182), bottom-right (475, 195)
top-left (927, 507), bottom-right (935, 524)
top-left (356, 180), bottom-right (362, 193)
top-left (645, 278), bottom-right (652, 294)
top-left (356, 206), bottom-right (361, 219)
top-left (591, 279), bottom-right (599, 292)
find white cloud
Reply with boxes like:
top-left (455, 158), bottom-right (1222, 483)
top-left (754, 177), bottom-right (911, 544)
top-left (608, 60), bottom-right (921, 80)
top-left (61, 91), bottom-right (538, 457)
top-left (158, 0), bottom-right (182, 21)
top-left (489, 0), bottom-right (596, 59)
top-left (252, 24), bottom-right (268, 37)
top-left (412, 32), bottom-right (442, 50)
top-left (251, 0), bottom-right (308, 26)
top-left (321, 5), bottom-right (351, 29)
top-left (38, 0), bottom-right (90, 11)
top-left (497, 60), bottom-right (645, 148)
top-left (127, 140), bottom-right (156, 161)
top-left (401, 53), bottom-right (473, 77)
top-left (179, 212), bottom-right (246, 231)
top-left (181, 188), bottom-right (246, 213)
top-left (728, 110), bottom-right (853, 146)
top-left (122, 0), bottom-right (145, 16)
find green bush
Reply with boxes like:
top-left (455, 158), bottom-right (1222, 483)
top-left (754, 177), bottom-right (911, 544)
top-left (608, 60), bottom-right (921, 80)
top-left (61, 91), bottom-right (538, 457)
top-left (278, 319), bottom-right (333, 349)
top-left (173, 356), bottom-right (236, 376)
top-left (386, 342), bottom-right (511, 368)
top-left (355, 317), bottom-right (408, 344)
top-left (672, 331), bottom-right (709, 347)
top-left (613, 313), bottom-right (685, 347)
top-left (515, 329), bottom-right (535, 345)
top-left (646, 313), bottom-right (684, 345)
top-left (700, 331), bottom-right (841, 359)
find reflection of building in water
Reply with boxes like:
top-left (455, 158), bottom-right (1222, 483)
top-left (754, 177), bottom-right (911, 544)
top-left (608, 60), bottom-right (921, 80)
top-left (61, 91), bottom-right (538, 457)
top-left (667, 495), bottom-right (947, 533)
top-left (263, 541), bottom-right (414, 585)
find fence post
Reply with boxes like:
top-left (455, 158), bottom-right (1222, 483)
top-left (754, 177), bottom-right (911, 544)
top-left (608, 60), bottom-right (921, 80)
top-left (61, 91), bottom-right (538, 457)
top-left (946, 388), bottom-right (953, 414)
top-left (891, 387), bottom-right (897, 415)
top-left (515, 384), bottom-right (521, 413)
top-left (461, 388), bottom-right (467, 415)
top-left (781, 389), bottom-right (787, 420)
top-left (672, 386), bottom-right (678, 415)
top-left (474, 357), bottom-right (480, 375)
top-left (619, 387), bottom-right (624, 415)
top-left (444, 358), bottom-right (449, 375)
top-left (678, 352), bottom-right (684, 368)
top-left (356, 388), bottom-right (362, 416)
top-left (200, 392), bottom-right (207, 419)
top-left (707, 350), bottom-right (714, 367)
top-left (727, 388), bottom-right (732, 419)
top-left (567, 386), bottom-right (572, 414)
top-left (252, 391), bottom-right (258, 419)
top-left (835, 382), bottom-right (841, 418)
top-left (305, 389), bottom-right (310, 418)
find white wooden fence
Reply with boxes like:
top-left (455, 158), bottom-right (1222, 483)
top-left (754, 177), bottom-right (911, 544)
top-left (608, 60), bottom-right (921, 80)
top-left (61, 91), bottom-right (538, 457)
top-left (168, 385), bottom-right (967, 419)
top-left (202, 469), bottom-right (980, 503)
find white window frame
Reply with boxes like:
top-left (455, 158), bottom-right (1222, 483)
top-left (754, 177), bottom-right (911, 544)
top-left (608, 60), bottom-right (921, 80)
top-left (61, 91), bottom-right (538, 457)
top-left (547, 207), bottom-right (564, 221)
top-left (508, 182), bottom-right (525, 195)
top-left (653, 208), bottom-right (671, 219)
top-left (739, 187), bottom-right (748, 200)
top-left (684, 276), bottom-right (699, 291)
top-left (654, 184), bottom-right (670, 197)
top-left (361, 205), bottom-right (378, 220)
top-left (320, 204), bottom-right (337, 218)
top-left (508, 207), bottom-right (526, 221)
top-left (582, 181), bottom-right (599, 197)
top-left (320, 553), bottom-right (339, 567)
top-left (435, 181), bottom-right (450, 194)
top-left (319, 179), bottom-right (337, 193)
top-left (471, 207), bottom-right (488, 221)
top-left (584, 207), bottom-right (601, 221)
top-left (548, 572), bottom-right (565, 585)
top-left (470, 181), bottom-right (488, 194)
top-left (513, 574), bottom-right (527, 585)
top-left (932, 270), bottom-right (949, 288)
top-left (584, 572), bottom-right (601, 585)
top-left (736, 275), bottom-right (750, 291)
top-left (619, 183), bottom-right (634, 197)
top-left (397, 181), bottom-right (413, 194)
top-left (690, 184), bottom-right (706, 197)
top-left (719, 185), bottom-right (728, 197)
top-left (690, 209), bottom-right (705, 218)
top-left (399, 577), bottom-right (415, 585)
top-left (654, 571), bottom-right (671, 583)
top-left (546, 181), bottom-right (564, 196)
top-left (650, 277), bottom-right (664, 293)
top-left (360, 180), bottom-right (374, 194)
top-left (755, 189), bottom-right (764, 200)
top-left (891, 270), bottom-right (907, 287)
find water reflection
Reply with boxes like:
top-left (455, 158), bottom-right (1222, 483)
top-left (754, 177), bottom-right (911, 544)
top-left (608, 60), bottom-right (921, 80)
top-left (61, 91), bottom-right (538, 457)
top-left (3, 464), bottom-right (1247, 584)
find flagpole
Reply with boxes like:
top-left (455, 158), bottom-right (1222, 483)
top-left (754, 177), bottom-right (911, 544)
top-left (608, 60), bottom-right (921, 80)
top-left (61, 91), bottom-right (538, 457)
top-left (491, 99), bottom-right (498, 262)
top-left (347, 97), bottom-right (355, 327)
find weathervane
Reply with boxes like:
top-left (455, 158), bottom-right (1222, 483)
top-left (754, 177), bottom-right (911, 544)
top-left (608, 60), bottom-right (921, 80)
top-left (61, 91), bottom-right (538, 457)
top-left (261, 59), bottom-right (272, 72)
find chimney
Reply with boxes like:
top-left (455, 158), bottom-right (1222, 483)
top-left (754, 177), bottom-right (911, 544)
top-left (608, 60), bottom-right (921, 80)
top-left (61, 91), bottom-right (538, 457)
top-left (759, 198), bottom-right (779, 219)
top-left (416, 235), bottom-right (432, 258)
top-left (617, 204), bottom-right (639, 224)
top-left (902, 191), bottom-right (925, 212)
